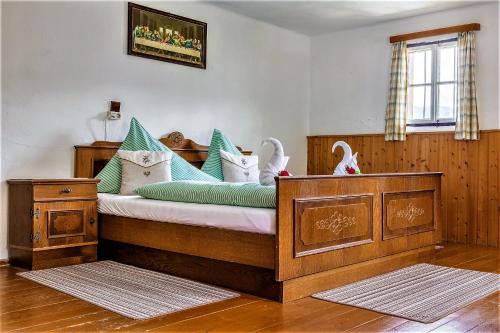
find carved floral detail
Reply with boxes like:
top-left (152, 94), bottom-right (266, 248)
top-left (315, 211), bottom-right (356, 235)
top-left (397, 202), bottom-right (424, 223)
top-left (167, 131), bottom-right (184, 147)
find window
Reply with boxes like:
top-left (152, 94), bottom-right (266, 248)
top-left (407, 40), bottom-right (458, 126)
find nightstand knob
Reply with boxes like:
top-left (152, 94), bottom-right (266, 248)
top-left (61, 187), bottom-right (72, 194)
top-left (89, 217), bottom-right (96, 225)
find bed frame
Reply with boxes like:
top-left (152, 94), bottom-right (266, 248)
top-left (75, 131), bottom-right (442, 302)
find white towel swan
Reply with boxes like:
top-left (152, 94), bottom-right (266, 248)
top-left (259, 138), bottom-right (289, 186)
top-left (332, 141), bottom-right (360, 175)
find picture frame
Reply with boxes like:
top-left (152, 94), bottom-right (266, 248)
top-left (127, 3), bottom-right (207, 69)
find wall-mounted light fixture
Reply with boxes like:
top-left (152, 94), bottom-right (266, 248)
top-left (104, 100), bottom-right (121, 141)
top-left (108, 101), bottom-right (121, 120)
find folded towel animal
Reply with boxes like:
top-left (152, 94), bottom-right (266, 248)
top-left (260, 138), bottom-right (289, 186)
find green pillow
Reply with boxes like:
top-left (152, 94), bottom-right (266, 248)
top-left (201, 129), bottom-right (242, 181)
top-left (135, 181), bottom-right (276, 208)
top-left (96, 118), bottom-right (219, 193)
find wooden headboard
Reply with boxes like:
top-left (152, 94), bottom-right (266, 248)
top-left (74, 131), bottom-right (251, 178)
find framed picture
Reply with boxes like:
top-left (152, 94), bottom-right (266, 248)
top-left (128, 3), bottom-right (207, 69)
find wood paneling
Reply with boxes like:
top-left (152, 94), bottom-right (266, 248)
top-left (276, 173), bottom-right (442, 281)
top-left (294, 195), bottom-right (373, 257)
top-left (307, 130), bottom-right (500, 247)
top-left (383, 190), bottom-right (436, 240)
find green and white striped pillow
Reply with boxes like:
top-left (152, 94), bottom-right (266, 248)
top-left (96, 118), bottom-right (219, 193)
top-left (135, 181), bottom-right (276, 208)
top-left (201, 129), bottom-right (242, 181)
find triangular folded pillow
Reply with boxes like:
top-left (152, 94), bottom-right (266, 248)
top-left (201, 129), bottom-right (243, 181)
top-left (96, 117), bottom-right (218, 193)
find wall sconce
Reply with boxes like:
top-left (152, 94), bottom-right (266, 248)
top-left (104, 101), bottom-right (121, 141)
top-left (108, 101), bottom-right (121, 120)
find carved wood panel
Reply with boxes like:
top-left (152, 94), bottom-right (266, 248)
top-left (33, 201), bottom-right (97, 248)
top-left (294, 195), bottom-right (373, 257)
top-left (383, 190), bottom-right (435, 240)
top-left (48, 210), bottom-right (85, 239)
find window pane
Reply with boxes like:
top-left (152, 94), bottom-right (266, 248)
top-left (410, 51), bottom-right (425, 84)
top-left (409, 85), bottom-right (432, 120)
top-left (425, 49), bottom-right (432, 84)
top-left (438, 83), bottom-right (456, 119)
top-left (425, 85), bottom-right (431, 119)
top-left (409, 48), bottom-right (432, 85)
top-left (438, 46), bottom-right (456, 82)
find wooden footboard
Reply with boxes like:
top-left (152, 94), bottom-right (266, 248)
top-left (276, 173), bottom-right (442, 282)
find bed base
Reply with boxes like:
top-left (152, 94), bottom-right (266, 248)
top-left (99, 214), bottom-right (274, 269)
top-left (76, 133), bottom-right (443, 303)
top-left (99, 240), bottom-right (282, 301)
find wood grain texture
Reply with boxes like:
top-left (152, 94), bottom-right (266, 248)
top-left (294, 195), bottom-right (373, 257)
top-left (276, 174), bottom-right (442, 281)
top-left (99, 214), bottom-right (275, 269)
top-left (389, 23), bottom-right (480, 43)
top-left (2, 243), bottom-right (497, 333)
top-left (307, 130), bottom-right (500, 247)
top-left (8, 179), bottom-right (99, 270)
top-left (383, 189), bottom-right (436, 240)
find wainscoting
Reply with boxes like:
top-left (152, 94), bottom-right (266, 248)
top-left (307, 130), bottom-right (500, 247)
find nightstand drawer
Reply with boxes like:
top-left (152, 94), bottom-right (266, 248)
top-left (33, 183), bottom-right (97, 201)
top-left (32, 201), bottom-right (97, 248)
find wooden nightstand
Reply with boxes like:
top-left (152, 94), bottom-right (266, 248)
top-left (8, 179), bottom-right (100, 270)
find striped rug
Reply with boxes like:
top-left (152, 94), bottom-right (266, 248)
top-left (18, 261), bottom-right (239, 320)
top-left (313, 264), bottom-right (499, 323)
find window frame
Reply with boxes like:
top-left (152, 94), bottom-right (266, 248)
top-left (406, 38), bottom-right (458, 127)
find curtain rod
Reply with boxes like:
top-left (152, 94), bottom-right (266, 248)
top-left (389, 23), bottom-right (480, 43)
top-left (408, 37), bottom-right (458, 48)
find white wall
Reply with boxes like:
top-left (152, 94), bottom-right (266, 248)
top-left (0, 1), bottom-right (3, 262)
top-left (0, 1), bottom-right (310, 259)
top-left (310, 2), bottom-right (499, 135)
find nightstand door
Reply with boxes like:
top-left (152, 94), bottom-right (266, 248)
top-left (32, 201), bottom-right (97, 248)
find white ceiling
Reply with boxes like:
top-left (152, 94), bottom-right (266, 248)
top-left (208, 1), bottom-right (488, 36)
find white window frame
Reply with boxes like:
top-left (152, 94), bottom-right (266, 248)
top-left (407, 39), bottom-right (458, 127)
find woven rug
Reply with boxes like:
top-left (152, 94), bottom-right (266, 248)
top-left (313, 263), bottom-right (499, 323)
top-left (18, 260), bottom-right (239, 320)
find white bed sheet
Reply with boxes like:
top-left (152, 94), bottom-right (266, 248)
top-left (97, 193), bottom-right (276, 235)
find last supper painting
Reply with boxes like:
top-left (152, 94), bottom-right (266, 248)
top-left (128, 3), bottom-right (207, 69)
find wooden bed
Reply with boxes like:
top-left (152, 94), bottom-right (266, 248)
top-left (75, 131), bottom-right (442, 302)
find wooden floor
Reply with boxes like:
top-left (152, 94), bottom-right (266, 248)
top-left (0, 243), bottom-right (498, 332)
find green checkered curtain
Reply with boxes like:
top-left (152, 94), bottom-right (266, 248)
top-left (455, 31), bottom-right (479, 140)
top-left (385, 41), bottom-right (408, 141)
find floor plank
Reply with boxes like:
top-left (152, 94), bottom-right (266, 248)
top-left (0, 243), bottom-right (497, 333)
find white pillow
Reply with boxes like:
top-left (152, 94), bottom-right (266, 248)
top-left (118, 150), bottom-right (173, 195)
top-left (220, 149), bottom-right (259, 183)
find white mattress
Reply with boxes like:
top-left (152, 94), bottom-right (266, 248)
top-left (97, 193), bottom-right (276, 235)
